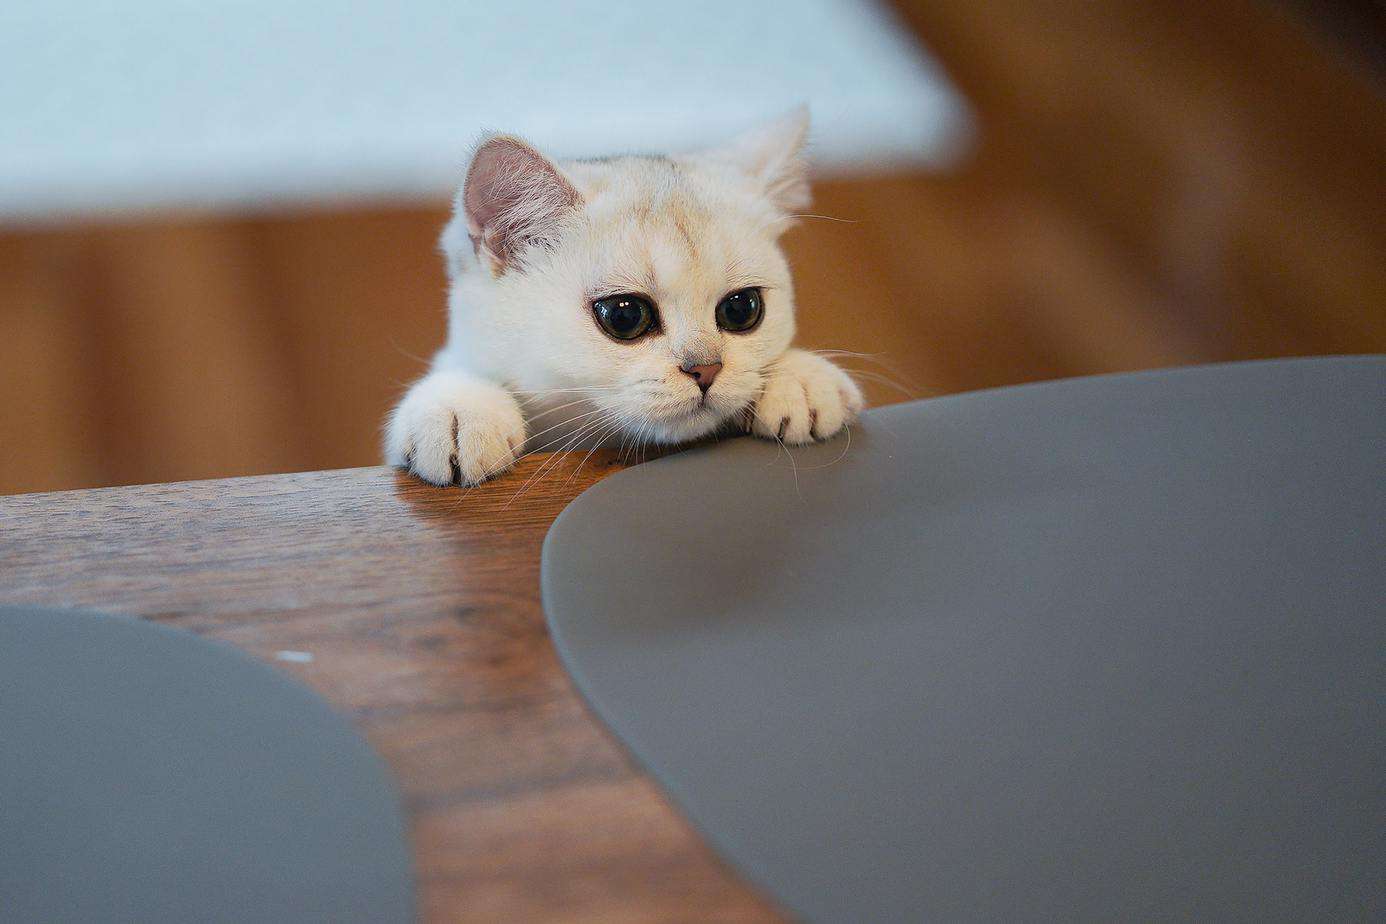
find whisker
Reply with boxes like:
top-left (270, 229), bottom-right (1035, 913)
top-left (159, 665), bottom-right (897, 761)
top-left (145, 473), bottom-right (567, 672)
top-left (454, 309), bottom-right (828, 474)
top-left (523, 396), bottom-right (597, 424)
top-left (786, 213), bottom-right (859, 223)
top-left (513, 385), bottom-right (621, 397)
top-left (519, 417), bottom-right (615, 498)
top-left (749, 404), bottom-right (801, 498)
top-left (503, 413), bottom-right (616, 508)
top-left (840, 368), bottom-right (919, 399)
top-left (807, 350), bottom-right (924, 398)
top-left (517, 407), bottom-right (608, 452)
top-left (511, 387), bottom-right (622, 410)
top-left (511, 379), bottom-right (659, 400)
top-left (810, 349), bottom-right (888, 360)
top-left (617, 420), bottom-right (638, 464)
top-left (566, 420), bottom-right (625, 484)
top-left (388, 337), bottom-right (434, 368)
top-left (620, 416), bottom-right (641, 465)
top-left (455, 406), bottom-right (609, 494)
top-left (629, 416), bottom-right (653, 465)
top-left (766, 212), bottom-right (861, 225)
top-left (502, 428), bottom-right (595, 508)
top-left (797, 422), bottom-right (853, 471)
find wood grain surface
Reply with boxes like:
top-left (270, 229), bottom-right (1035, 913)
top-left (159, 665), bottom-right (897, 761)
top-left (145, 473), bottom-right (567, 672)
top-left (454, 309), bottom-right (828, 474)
top-left (0, 454), bottom-right (781, 922)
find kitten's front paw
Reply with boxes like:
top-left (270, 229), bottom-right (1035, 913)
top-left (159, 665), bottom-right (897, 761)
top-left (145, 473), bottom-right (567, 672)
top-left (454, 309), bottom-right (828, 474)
top-left (750, 349), bottom-right (864, 444)
top-left (385, 372), bottom-right (526, 486)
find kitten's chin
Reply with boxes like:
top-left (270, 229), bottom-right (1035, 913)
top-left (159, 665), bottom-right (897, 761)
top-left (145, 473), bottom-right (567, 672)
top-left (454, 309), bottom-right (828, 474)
top-left (643, 403), bottom-right (740, 445)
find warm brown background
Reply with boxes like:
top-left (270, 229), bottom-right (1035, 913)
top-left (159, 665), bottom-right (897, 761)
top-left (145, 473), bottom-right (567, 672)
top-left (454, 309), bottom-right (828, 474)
top-left (1, 0), bottom-right (1382, 496)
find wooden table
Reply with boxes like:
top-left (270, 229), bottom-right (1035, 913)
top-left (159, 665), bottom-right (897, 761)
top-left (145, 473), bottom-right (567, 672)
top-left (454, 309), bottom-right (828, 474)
top-left (0, 455), bottom-right (780, 922)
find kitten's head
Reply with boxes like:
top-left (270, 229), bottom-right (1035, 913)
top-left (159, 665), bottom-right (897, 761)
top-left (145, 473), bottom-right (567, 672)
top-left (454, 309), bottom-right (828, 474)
top-left (441, 109), bottom-right (811, 444)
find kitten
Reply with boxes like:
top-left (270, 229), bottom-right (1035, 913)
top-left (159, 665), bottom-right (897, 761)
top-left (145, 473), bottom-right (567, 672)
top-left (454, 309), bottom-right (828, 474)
top-left (386, 107), bottom-right (863, 486)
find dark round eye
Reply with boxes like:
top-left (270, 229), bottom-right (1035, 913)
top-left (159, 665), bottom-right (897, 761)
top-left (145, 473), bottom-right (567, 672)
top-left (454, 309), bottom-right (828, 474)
top-left (592, 294), bottom-right (656, 341)
top-left (715, 288), bottom-right (763, 333)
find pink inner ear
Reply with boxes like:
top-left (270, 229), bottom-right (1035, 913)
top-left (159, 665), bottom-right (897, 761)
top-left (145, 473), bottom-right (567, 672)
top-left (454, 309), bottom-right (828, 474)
top-left (463, 137), bottom-right (581, 269)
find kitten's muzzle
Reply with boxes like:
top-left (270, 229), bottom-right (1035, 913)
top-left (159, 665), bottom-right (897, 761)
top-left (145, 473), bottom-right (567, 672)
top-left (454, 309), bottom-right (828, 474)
top-left (680, 361), bottom-right (722, 393)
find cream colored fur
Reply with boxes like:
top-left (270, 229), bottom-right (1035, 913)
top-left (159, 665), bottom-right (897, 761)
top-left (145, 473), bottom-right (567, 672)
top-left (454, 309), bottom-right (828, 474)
top-left (386, 108), bottom-right (863, 486)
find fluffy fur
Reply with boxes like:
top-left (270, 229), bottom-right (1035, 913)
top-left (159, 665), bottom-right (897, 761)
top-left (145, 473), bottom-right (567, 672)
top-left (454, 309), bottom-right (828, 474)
top-left (386, 107), bottom-right (863, 486)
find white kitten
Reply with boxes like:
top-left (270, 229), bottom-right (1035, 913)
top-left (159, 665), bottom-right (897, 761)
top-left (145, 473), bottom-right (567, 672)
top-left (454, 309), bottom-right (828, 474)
top-left (386, 108), bottom-right (863, 486)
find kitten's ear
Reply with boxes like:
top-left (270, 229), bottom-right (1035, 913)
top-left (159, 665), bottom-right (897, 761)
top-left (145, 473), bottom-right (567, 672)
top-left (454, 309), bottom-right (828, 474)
top-left (706, 106), bottom-right (811, 213)
top-left (454, 134), bottom-right (582, 275)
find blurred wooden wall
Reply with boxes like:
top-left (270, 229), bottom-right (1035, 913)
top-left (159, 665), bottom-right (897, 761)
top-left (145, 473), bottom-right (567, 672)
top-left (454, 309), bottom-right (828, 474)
top-left (1, 0), bottom-right (1382, 495)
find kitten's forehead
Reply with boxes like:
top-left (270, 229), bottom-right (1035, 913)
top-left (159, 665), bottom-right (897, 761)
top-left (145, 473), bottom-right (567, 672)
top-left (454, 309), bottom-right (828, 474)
top-left (567, 155), bottom-right (769, 301)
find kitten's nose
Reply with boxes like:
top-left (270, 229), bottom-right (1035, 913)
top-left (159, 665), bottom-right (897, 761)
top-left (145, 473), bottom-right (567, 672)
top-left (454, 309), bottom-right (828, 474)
top-left (681, 361), bottom-right (722, 392)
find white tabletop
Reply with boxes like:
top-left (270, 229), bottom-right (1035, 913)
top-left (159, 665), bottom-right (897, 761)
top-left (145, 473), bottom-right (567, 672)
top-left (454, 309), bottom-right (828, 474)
top-left (0, 0), bottom-right (972, 222)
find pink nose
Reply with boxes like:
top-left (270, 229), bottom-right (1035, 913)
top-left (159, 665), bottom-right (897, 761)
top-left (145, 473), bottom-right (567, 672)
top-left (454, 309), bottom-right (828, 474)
top-left (681, 362), bottom-right (722, 393)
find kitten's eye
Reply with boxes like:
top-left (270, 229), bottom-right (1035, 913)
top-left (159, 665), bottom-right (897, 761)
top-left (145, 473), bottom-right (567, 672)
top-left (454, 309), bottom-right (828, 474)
top-left (593, 294), bottom-right (657, 341)
top-left (716, 287), bottom-right (763, 333)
